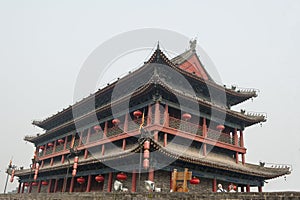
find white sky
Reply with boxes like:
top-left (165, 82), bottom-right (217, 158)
top-left (0, 0), bottom-right (299, 192)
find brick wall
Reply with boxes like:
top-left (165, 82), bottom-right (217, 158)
top-left (1, 192), bottom-right (300, 200)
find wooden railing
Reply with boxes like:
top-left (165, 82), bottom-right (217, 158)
top-left (38, 114), bottom-right (240, 158)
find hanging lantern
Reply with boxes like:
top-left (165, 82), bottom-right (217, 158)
top-left (95, 175), bottom-right (104, 183)
top-left (41, 181), bottom-right (48, 186)
top-left (47, 142), bottom-right (54, 147)
top-left (116, 172), bottom-right (127, 181)
top-left (77, 177), bottom-right (85, 184)
top-left (24, 182), bottom-right (29, 187)
top-left (133, 110), bottom-right (142, 118)
top-left (39, 146), bottom-right (45, 150)
top-left (143, 159), bottom-right (149, 169)
top-left (112, 118), bottom-right (120, 126)
top-left (57, 139), bottom-right (64, 144)
top-left (182, 113), bottom-right (192, 121)
top-left (144, 140), bottom-right (150, 150)
top-left (93, 125), bottom-right (101, 132)
top-left (32, 182), bottom-right (38, 186)
top-left (216, 124), bottom-right (225, 131)
top-left (189, 177), bottom-right (200, 185)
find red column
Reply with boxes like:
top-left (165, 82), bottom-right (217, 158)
top-left (212, 178), bottom-right (217, 192)
top-left (28, 182), bottom-right (32, 193)
top-left (154, 130), bottom-right (158, 141)
top-left (164, 133), bottom-right (167, 147)
top-left (52, 141), bottom-right (57, 153)
top-left (236, 152), bottom-right (239, 164)
top-left (102, 144), bottom-right (105, 155)
top-left (164, 104), bottom-right (169, 127)
top-left (86, 175), bottom-right (92, 192)
top-left (61, 155), bottom-right (65, 164)
top-left (37, 181), bottom-right (42, 193)
top-left (84, 149), bottom-right (88, 159)
top-left (240, 130), bottom-right (245, 165)
top-left (246, 184), bottom-right (250, 192)
top-left (234, 128), bottom-right (238, 146)
top-left (107, 172), bottom-right (113, 192)
top-left (64, 136), bottom-right (68, 150)
top-left (148, 168), bottom-right (154, 181)
top-left (86, 128), bottom-right (91, 144)
top-left (21, 183), bottom-right (25, 193)
top-left (43, 144), bottom-right (47, 156)
top-left (50, 158), bottom-right (54, 166)
top-left (17, 182), bottom-right (21, 193)
top-left (122, 139), bottom-right (126, 150)
top-left (47, 179), bottom-right (52, 193)
top-left (147, 104), bottom-right (152, 125)
top-left (154, 101), bottom-right (160, 125)
top-left (69, 177), bottom-right (74, 193)
top-left (258, 186), bottom-right (262, 192)
top-left (131, 170), bottom-right (137, 192)
top-left (202, 118), bottom-right (207, 156)
top-left (53, 179), bottom-right (58, 193)
top-left (124, 113), bottom-right (128, 132)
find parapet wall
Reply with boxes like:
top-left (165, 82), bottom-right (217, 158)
top-left (1, 192), bottom-right (300, 200)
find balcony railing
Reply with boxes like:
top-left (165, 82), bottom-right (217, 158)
top-left (39, 114), bottom-right (241, 158)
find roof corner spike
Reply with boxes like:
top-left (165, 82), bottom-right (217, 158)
top-left (156, 41), bottom-right (160, 50)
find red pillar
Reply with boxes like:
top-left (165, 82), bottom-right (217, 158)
top-left (148, 168), bottom-right (154, 181)
top-left (164, 133), bottom-right (167, 147)
top-left (240, 130), bottom-right (245, 165)
top-left (246, 184), bottom-right (250, 192)
top-left (154, 101), bottom-right (160, 125)
top-left (52, 141), bottom-right (57, 153)
top-left (61, 155), bottom-right (65, 164)
top-left (202, 118), bottom-right (207, 156)
top-left (53, 179), bottom-right (58, 193)
top-left (154, 130), bottom-right (158, 141)
top-left (164, 104), bottom-right (169, 127)
top-left (28, 182), bottom-right (32, 193)
top-left (124, 113), bottom-right (128, 132)
top-left (17, 182), bottom-right (21, 193)
top-left (212, 178), bottom-right (217, 192)
top-left (131, 170), bottom-right (137, 192)
top-left (50, 157), bottom-right (54, 166)
top-left (107, 172), bottom-right (113, 192)
top-left (258, 186), bottom-right (262, 192)
top-left (86, 175), bottom-right (92, 192)
top-left (122, 139), bottom-right (126, 150)
top-left (86, 128), bottom-right (91, 144)
top-left (37, 181), bottom-right (41, 193)
top-left (84, 149), bottom-right (88, 159)
top-left (69, 177), bottom-right (74, 193)
top-left (47, 179), bottom-right (52, 193)
top-left (21, 183), bottom-right (25, 193)
top-left (63, 136), bottom-right (68, 150)
top-left (147, 104), bottom-right (152, 125)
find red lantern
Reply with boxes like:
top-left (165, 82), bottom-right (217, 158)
top-left (47, 142), bottom-right (54, 147)
top-left (189, 177), bottom-right (200, 185)
top-left (143, 159), bottom-right (149, 169)
top-left (41, 181), bottom-right (48, 186)
top-left (133, 110), bottom-right (142, 118)
top-left (216, 124), bottom-right (225, 131)
top-left (144, 140), bottom-right (150, 150)
top-left (144, 149), bottom-right (150, 159)
top-left (24, 182), bottom-right (29, 187)
top-left (116, 172), bottom-right (127, 181)
top-left (95, 175), bottom-right (104, 183)
top-left (93, 125), bottom-right (101, 132)
top-left (77, 177), bottom-right (85, 184)
top-left (57, 139), bottom-right (64, 144)
top-left (32, 182), bottom-right (38, 186)
top-left (182, 113), bottom-right (192, 121)
top-left (39, 146), bottom-right (45, 150)
top-left (112, 118), bottom-right (120, 125)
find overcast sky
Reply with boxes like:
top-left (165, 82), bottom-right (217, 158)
top-left (0, 0), bottom-right (299, 192)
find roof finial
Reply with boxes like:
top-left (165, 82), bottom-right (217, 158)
top-left (189, 38), bottom-right (197, 52)
top-left (157, 41), bottom-right (160, 50)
